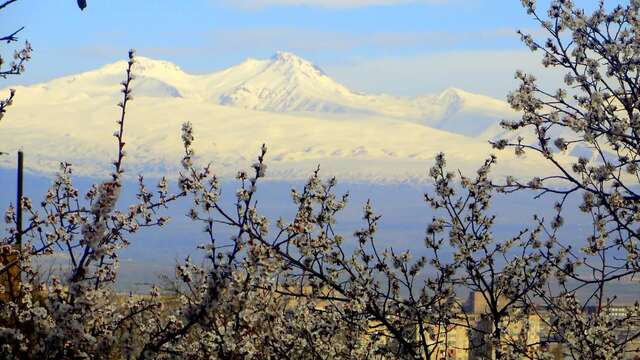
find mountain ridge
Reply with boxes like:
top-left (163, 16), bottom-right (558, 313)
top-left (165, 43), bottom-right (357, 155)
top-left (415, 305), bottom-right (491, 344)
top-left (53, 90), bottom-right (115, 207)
top-left (6, 52), bottom-right (517, 134)
top-left (0, 51), bottom-right (566, 183)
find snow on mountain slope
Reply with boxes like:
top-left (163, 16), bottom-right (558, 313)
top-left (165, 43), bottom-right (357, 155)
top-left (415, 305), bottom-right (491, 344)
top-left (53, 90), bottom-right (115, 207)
top-left (0, 52), bottom-right (568, 183)
top-left (8, 58), bottom-right (188, 104)
top-left (7, 53), bottom-right (518, 135)
top-left (423, 88), bottom-right (517, 136)
top-left (205, 52), bottom-right (520, 133)
top-left (0, 94), bottom-right (562, 182)
top-left (215, 52), bottom-right (360, 113)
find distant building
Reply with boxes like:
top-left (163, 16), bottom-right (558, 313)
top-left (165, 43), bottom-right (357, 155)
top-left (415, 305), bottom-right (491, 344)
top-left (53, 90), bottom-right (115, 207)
top-left (584, 304), bottom-right (640, 360)
top-left (462, 291), bottom-right (542, 359)
top-left (422, 320), bottom-right (470, 360)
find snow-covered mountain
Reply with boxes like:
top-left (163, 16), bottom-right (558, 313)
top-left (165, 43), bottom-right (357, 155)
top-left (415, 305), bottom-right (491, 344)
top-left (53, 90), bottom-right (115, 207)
top-left (18, 52), bottom-right (518, 133)
top-left (0, 52), bottom-right (568, 182)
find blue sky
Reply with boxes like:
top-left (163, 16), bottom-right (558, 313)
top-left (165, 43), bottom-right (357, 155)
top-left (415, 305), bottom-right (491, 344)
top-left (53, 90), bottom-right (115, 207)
top-left (1, 0), bottom-right (598, 98)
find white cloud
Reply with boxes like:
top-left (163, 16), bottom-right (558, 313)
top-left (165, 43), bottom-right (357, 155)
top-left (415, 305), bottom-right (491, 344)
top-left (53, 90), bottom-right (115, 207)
top-left (323, 50), bottom-right (565, 99)
top-left (11, 27), bottom-right (528, 87)
top-left (221, 0), bottom-right (458, 9)
top-left (197, 26), bottom-right (523, 54)
top-left (139, 32), bottom-right (554, 99)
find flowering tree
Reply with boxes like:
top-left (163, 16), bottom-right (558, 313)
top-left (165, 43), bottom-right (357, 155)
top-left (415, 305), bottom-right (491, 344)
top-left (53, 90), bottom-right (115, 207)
top-left (0, 0), bottom-right (31, 125)
top-left (1, 0), bottom-right (640, 359)
top-left (491, 1), bottom-right (640, 359)
top-left (1, 0), bottom-right (83, 124)
top-left (0, 49), bottom-right (184, 358)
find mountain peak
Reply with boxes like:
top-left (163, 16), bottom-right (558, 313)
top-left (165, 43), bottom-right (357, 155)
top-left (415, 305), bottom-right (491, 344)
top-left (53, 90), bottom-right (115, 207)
top-left (213, 51), bottom-right (354, 113)
top-left (439, 87), bottom-right (467, 98)
top-left (134, 56), bottom-right (183, 72)
top-left (86, 56), bottom-right (185, 81)
top-left (270, 51), bottom-right (305, 63)
top-left (268, 51), bottom-right (327, 77)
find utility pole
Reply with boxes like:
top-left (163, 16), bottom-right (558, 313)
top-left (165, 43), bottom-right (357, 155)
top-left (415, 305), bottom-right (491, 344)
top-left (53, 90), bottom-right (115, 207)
top-left (2, 151), bottom-right (24, 301)
top-left (16, 150), bottom-right (23, 248)
top-left (13, 150), bottom-right (23, 299)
